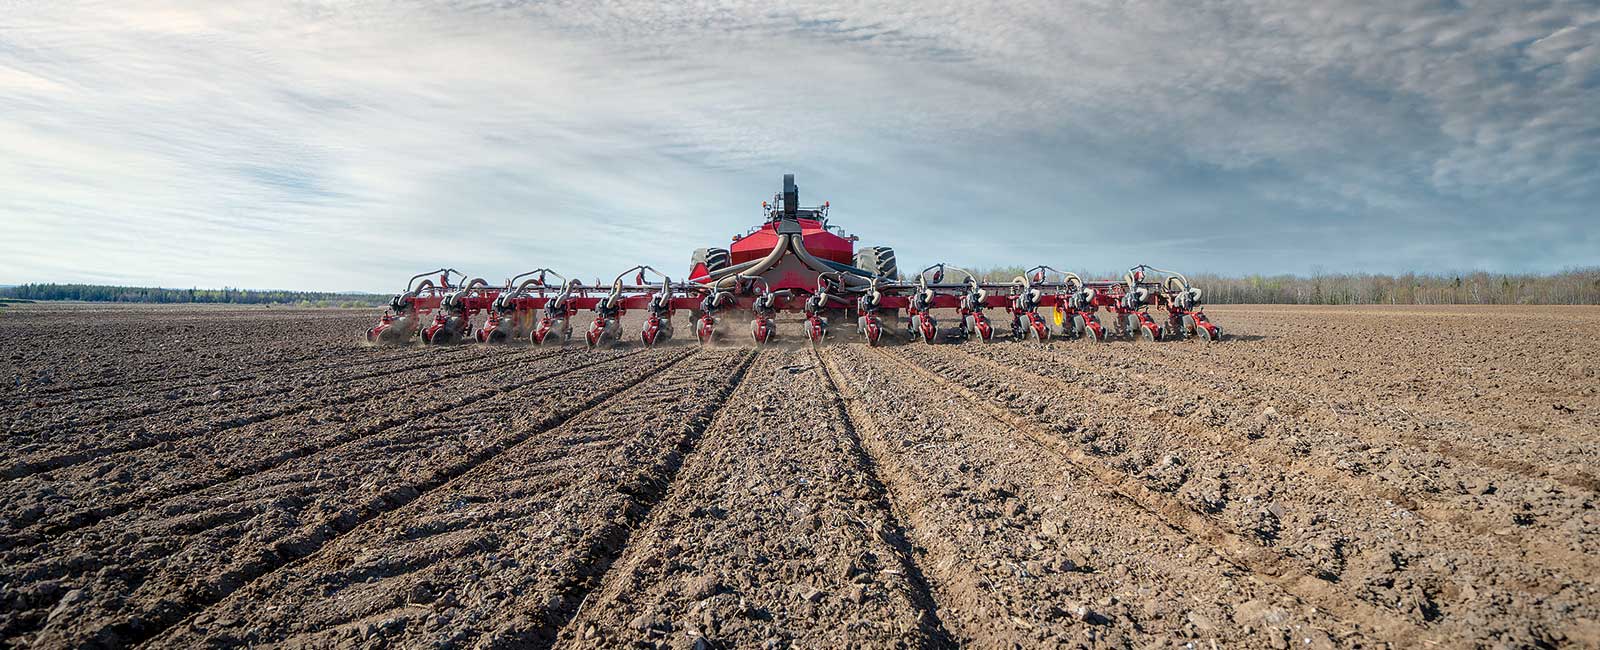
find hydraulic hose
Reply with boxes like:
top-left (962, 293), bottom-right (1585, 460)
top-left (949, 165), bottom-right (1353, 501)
top-left (705, 235), bottom-right (791, 289)
top-left (496, 269), bottom-right (578, 316)
top-left (789, 234), bottom-right (871, 288)
top-left (1127, 265), bottom-right (1190, 292)
top-left (703, 233), bottom-right (874, 292)
top-left (406, 268), bottom-right (453, 292)
top-left (1061, 271), bottom-right (1083, 291)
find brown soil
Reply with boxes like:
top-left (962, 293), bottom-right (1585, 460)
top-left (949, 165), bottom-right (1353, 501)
top-left (1, 303), bottom-right (1596, 649)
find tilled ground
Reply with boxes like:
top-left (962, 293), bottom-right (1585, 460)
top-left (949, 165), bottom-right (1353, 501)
top-left (1, 303), bottom-right (1596, 649)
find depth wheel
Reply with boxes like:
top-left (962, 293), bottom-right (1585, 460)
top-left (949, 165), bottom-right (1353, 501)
top-left (376, 324), bottom-right (411, 345)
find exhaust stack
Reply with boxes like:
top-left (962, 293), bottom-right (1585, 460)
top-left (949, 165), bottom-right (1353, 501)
top-left (782, 173), bottom-right (799, 219)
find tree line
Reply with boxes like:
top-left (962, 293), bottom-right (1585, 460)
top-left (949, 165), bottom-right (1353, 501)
top-left (4, 269), bottom-right (1598, 306)
top-left (0, 284), bottom-right (389, 307)
top-left (972, 267), bottom-right (1600, 305)
top-left (1188, 268), bottom-right (1600, 305)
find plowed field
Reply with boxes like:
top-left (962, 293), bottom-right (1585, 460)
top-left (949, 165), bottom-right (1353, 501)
top-left (3, 303), bottom-right (1597, 649)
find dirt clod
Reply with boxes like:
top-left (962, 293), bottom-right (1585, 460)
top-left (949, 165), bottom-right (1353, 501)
top-left (0, 304), bottom-right (1595, 649)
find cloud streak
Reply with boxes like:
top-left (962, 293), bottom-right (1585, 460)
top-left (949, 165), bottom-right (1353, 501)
top-left (0, 0), bottom-right (1595, 291)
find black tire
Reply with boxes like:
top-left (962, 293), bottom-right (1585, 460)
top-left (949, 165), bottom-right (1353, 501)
top-left (853, 246), bottom-right (898, 280)
top-left (692, 248), bottom-right (730, 274)
top-left (706, 248), bottom-right (729, 272)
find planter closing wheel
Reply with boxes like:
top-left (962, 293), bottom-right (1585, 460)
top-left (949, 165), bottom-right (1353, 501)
top-left (1073, 315), bottom-right (1104, 342)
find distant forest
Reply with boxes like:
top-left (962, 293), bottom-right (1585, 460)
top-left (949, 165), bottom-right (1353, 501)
top-left (976, 267), bottom-right (1600, 305)
top-left (3, 269), bottom-right (1598, 306)
top-left (1187, 269), bottom-right (1600, 305)
top-left (0, 284), bottom-right (389, 307)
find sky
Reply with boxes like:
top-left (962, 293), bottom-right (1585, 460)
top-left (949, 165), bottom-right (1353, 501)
top-left (1, 0), bottom-right (1596, 292)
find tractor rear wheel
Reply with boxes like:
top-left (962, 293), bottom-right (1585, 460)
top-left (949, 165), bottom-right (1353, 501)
top-left (692, 248), bottom-right (730, 275)
top-left (853, 246), bottom-right (898, 280)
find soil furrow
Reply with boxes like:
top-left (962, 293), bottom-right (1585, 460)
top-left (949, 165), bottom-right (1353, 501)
top-left (5, 345), bottom-right (380, 401)
top-left (1, 347), bottom-right (697, 648)
top-left (1050, 336), bottom-right (1600, 492)
top-left (1184, 306), bottom-right (1598, 409)
top-left (1121, 308), bottom-right (1599, 478)
top-left (942, 343), bottom-right (1599, 574)
top-left (8, 347), bottom-right (322, 395)
top-left (2, 308), bottom-right (383, 400)
top-left (1, 304), bottom-right (1594, 650)
top-left (554, 349), bottom-right (957, 648)
top-left (140, 348), bottom-right (756, 649)
top-left (0, 348), bottom-right (642, 550)
top-left (882, 343), bottom-right (1590, 646)
top-left (0, 346), bottom-right (560, 480)
top-left (15, 343), bottom-right (478, 410)
top-left (821, 344), bottom-right (1382, 647)
top-left (4, 342), bottom-right (511, 442)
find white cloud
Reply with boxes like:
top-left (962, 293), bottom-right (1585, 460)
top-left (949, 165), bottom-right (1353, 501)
top-left (0, 0), bottom-right (1594, 291)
